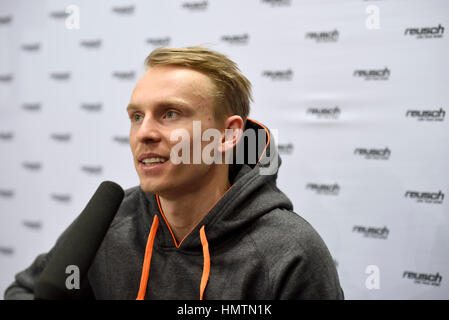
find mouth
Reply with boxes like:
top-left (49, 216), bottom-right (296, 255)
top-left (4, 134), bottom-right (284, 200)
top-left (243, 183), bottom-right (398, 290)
top-left (140, 157), bottom-right (168, 165)
top-left (137, 153), bottom-right (169, 172)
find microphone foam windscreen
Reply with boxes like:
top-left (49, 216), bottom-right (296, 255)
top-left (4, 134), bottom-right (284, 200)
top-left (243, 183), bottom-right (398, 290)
top-left (34, 181), bottom-right (124, 299)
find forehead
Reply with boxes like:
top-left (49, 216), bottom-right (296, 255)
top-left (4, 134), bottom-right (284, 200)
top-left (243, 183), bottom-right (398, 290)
top-left (131, 65), bottom-right (216, 109)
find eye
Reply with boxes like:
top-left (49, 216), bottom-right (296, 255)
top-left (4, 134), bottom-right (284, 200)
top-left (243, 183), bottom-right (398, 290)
top-left (131, 113), bottom-right (144, 122)
top-left (164, 110), bottom-right (179, 119)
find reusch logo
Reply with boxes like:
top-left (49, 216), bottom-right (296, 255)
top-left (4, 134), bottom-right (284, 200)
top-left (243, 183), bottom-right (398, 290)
top-left (50, 132), bottom-right (72, 142)
top-left (352, 225), bottom-right (389, 239)
top-left (306, 106), bottom-right (341, 119)
top-left (50, 193), bottom-right (71, 203)
top-left (406, 108), bottom-right (445, 122)
top-left (0, 74), bottom-right (13, 83)
top-left (405, 24), bottom-right (444, 39)
top-left (22, 220), bottom-right (42, 230)
top-left (81, 165), bottom-right (103, 175)
top-left (113, 135), bottom-right (129, 144)
top-left (262, 69), bottom-right (293, 81)
top-left (22, 161), bottom-right (42, 171)
top-left (354, 147), bottom-right (391, 160)
top-left (220, 33), bottom-right (249, 45)
top-left (81, 103), bottom-right (102, 112)
top-left (111, 5), bottom-right (135, 15)
top-left (305, 29), bottom-right (339, 42)
top-left (278, 143), bottom-right (294, 155)
top-left (50, 72), bottom-right (71, 81)
top-left (182, 1), bottom-right (208, 11)
top-left (405, 190), bottom-right (444, 204)
top-left (306, 183), bottom-right (340, 195)
top-left (0, 15), bottom-right (13, 25)
top-left (403, 271), bottom-right (443, 286)
top-left (21, 43), bottom-right (41, 52)
top-left (112, 71), bottom-right (135, 80)
top-left (0, 132), bottom-right (14, 141)
top-left (49, 10), bottom-right (69, 19)
top-left (0, 246), bottom-right (14, 256)
top-left (353, 67), bottom-right (390, 80)
top-left (0, 189), bottom-right (14, 198)
top-left (22, 103), bottom-right (42, 112)
top-left (261, 0), bottom-right (292, 6)
top-left (146, 37), bottom-right (171, 46)
top-left (80, 39), bottom-right (102, 49)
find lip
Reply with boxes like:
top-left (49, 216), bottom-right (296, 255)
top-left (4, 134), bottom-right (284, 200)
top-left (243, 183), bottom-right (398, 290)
top-left (137, 152), bottom-right (169, 162)
top-left (137, 152), bottom-right (169, 174)
top-left (138, 160), bottom-right (167, 173)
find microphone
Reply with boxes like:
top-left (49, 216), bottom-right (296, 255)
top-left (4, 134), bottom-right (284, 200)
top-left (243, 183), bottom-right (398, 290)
top-left (34, 181), bottom-right (125, 299)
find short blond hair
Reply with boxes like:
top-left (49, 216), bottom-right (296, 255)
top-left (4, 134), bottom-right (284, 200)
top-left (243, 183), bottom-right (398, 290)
top-left (144, 46), bottom-right (252, 123)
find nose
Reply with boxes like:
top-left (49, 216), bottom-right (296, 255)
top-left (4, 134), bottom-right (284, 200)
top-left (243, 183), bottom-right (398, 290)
top-left (135, 114), bottom-right (162, 144)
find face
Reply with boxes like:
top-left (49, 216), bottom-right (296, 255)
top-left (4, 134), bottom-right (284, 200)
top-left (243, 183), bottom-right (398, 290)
top-left (128, 65), bottom-right (223, 196)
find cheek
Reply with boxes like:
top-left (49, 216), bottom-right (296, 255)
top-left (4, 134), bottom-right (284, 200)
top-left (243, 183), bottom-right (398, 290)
top-left (129, 140), bottom-right (142, 161)
top-left (128, 127), bottom-right (136, 144)
top-left (129, 137), bottom-right (137, 154)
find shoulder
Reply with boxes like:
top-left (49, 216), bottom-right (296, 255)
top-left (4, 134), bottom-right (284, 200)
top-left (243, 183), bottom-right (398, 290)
top-left (109, 185), bottom-right (142, 229)
top-left (247, 209), bottom-right (343, 299)
top-left (123, 185), bottom-right (142, 202)
top-left (249, 208), bottom-right (330, 258)
top-left (246, 208), bottom-right (338, 283)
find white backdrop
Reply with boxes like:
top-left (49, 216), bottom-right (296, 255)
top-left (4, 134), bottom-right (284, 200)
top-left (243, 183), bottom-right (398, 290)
top-left (1, 0), bottom-right (448, 299)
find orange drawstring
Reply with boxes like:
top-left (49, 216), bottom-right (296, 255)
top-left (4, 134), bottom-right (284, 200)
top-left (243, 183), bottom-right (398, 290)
top-left (199, 226), bottom-right (210, 300)
top-left (136, 215), bottom-right (159, 300)
top-left (136, 215), bottom-right (211, 300)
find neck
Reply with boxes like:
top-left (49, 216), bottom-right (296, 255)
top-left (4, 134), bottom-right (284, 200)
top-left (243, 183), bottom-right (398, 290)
top-left (158, 164), bottom-right (231, 244)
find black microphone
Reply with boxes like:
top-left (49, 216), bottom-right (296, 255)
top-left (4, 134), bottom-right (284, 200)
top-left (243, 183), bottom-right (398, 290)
top-left (34, 181), bottom-right (125, 299)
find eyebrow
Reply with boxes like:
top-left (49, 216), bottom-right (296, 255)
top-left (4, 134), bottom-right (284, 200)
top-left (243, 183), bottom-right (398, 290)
top-left (126, 100), bottom-right (192, 113)
top-left (126, 103), bottom-right (140, 112)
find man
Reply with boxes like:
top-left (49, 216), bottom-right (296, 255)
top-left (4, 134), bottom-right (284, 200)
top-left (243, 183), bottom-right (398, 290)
top-left (4, 47), bottom-right (344, 300)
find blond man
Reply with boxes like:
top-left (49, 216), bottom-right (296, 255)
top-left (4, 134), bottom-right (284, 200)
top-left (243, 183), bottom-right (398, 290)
top-left (5, 47), bottom-right (343, 300)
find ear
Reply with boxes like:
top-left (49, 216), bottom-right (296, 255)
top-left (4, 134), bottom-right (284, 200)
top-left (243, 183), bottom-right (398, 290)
top-left (218, 115), bottom-right (244, 154)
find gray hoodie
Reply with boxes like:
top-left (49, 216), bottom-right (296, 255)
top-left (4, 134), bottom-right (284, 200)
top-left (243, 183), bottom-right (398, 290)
top-left (4, 119), bottom-right (344, 300)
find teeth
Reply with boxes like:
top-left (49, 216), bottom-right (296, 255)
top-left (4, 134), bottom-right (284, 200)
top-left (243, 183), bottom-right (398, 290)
top-left (141, 157), bottom-right (166, 164)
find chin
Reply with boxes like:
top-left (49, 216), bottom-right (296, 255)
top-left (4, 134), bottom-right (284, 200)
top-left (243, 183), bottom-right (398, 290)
top-left (139, 179), bottom-right (173, 195)
top-left (139, 181), bottom-right (158, 194)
